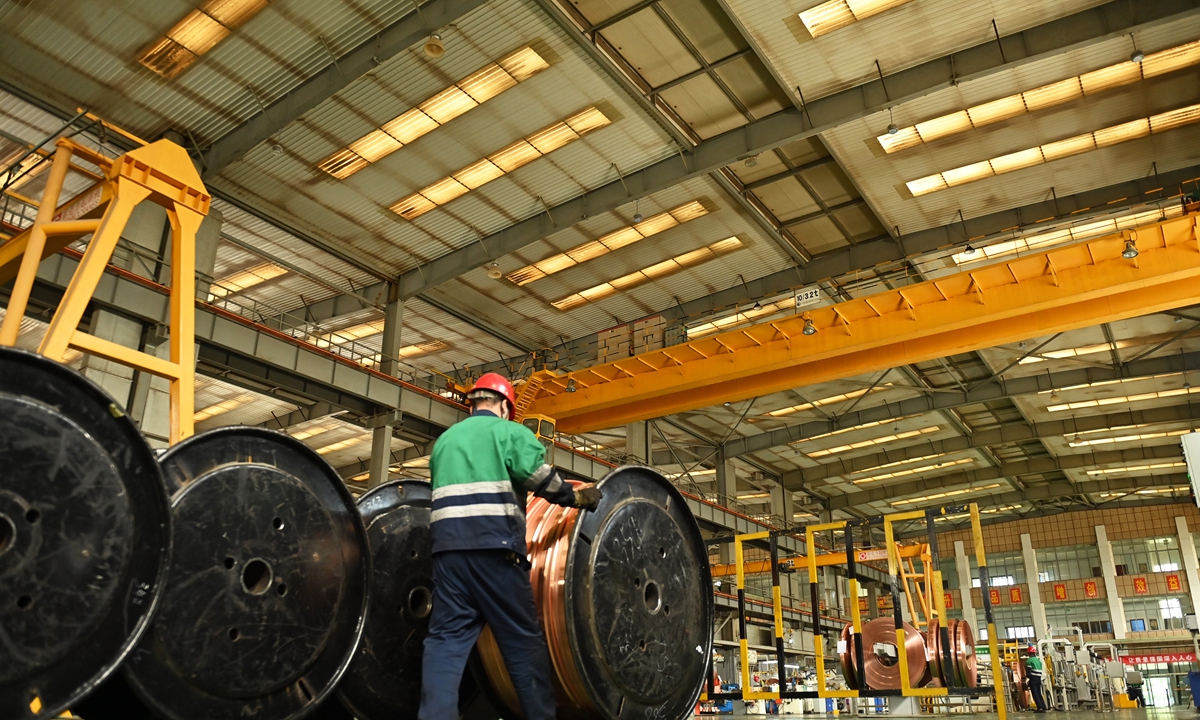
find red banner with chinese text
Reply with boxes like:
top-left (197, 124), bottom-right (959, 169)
top-left (1053, 583), bottom-right (1067, 601)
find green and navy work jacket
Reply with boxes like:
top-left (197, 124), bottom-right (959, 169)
top-left (429, 409), bottom-right (575, 555)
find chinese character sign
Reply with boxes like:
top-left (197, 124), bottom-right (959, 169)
top-left (1053, 583), bottom-right (1067, 601)
top-left (1121, 653), bottom-right (1197, 665)
top-left (944, 592), bottom-right (954, 609)
top-left (1167, 574), bottom-right (1182, 592)
top-left (1133, 577), bottom-right (1149, 595)
top-left (1084, 580), bottom-right (1099, 598)
top-left (1010, 587), bottom-right (1023, 604)
top-left (859, 598), bottom-right (867, 612)
top-left (989, 588), bottom-right (1002, 605)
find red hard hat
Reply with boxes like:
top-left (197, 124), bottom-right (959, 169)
top-left (469, 372), bottom-right (515, 420)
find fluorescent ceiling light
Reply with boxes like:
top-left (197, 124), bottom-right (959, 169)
top-left (664, 468), bottom-right (716, 479)
top-left (799, 0), bottom-right (914, 39)
top-left (318, 46), bottom-right (549, 179)
top-left (137, 0), bottom-right (270, 79)
top-left (1047, 384), bottom-right (1200, 412)
top-left (851, 457), bottom-right (975, 484)
top-left (879, 40), bottom-right (1200, 153)
top-left (506, 201), bottom-right (708, 285)
top-left (1085, 461), bottom-right (1185, 476)
top-left (890, 483), bottom-right (1003, 507)
top-left (906, 102), bottom-right (1200, 197)
top-left (807, 425), bottom-right (940, 458)
top-left (315, 321), bottom-right (383, 348)
top-left (738, 492), bottom-right (771, 500)
top-left (391, 106), bottom-right (610, 220)
top-left (551, 237), bottom-right (743, 311)
top-left (1068, 429), bottom-right (1192, 448)
top-left (764, 384), bottom-right (892, 418)
top-left (193, 395), bottom-right (254, 422)
top-left (208, 261), bottom-right (287, 299)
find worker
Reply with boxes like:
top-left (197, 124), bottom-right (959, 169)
top-left (1025, 645), bottom-right (1047, 713)
top-left (418, 372), bottom-right (603, 720)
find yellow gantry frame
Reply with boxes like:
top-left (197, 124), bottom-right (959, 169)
top-left (734, 530), bottom-right (785, 701)
top-left (807, 520), bottom-right (858, 699)
top-left (882, 510), bottom-right (947, 698)
top-left (528, 211), bottom-right (1200, 434)
top-left (0, 136), bottom-right (209, 443)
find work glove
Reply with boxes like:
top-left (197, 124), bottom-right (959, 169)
top-left (574, 485), bottom-right (603, 510)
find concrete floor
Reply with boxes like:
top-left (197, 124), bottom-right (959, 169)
top-left (701, 709), bottom-right (1198, 718)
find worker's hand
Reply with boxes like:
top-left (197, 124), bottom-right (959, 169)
top-left (574, 486), bottom-right (603, 510)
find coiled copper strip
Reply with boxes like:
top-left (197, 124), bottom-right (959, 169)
top-left (476, 484), bottom-right (599, 718)
top-left (953, 618), bottom-right (978, 688)
top-left (841, 617), bottom-right (927, 690)
top-left (840, 623), bottom-right (858, 689)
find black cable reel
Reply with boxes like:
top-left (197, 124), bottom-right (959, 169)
top-left (0, 347), bottom-right (171, 720)
top-left (119, 427), bottom-right (371, 720)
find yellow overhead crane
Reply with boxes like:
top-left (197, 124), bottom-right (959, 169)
top-left (518, 208), bottom-right (1200, 434)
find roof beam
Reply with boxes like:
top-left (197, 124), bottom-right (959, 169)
top-left (823, 444), bottom-right (1185, 507)
top-left (793, 403), bottom-right (1200, 484)
top-left (199, 0), bottom-right (489, 176)
top-left (662, 164), bottom-right (1200, 322)
top-left (393, 0), bottom-right (1197, 299)
top-left (256, 401), bottom-right (340, 432)
top-left (723, 349), bottom-right (1200, 458)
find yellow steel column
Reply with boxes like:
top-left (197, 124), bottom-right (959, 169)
top-left (38, 178), bottom-right (151, 361)
top-left (167, 206), bottom-right (202, 443)
top-left (0, 142), bottom-right (74, 346)
top-left (971, 503), bottom-right (1008, 720)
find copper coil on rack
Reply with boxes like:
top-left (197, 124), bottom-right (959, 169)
top-left (926, 617), bottom-right (950, 685)
top-left (839, 623), bottom-right (857, 689)
top-left (476, 466), bottom-right (714, 720)
top-left (952, 618), bottom-right (978, 688)
top-left (839, 617), bottom-right (926, 690)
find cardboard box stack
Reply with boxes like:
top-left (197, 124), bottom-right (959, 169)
top-left (632, 316), bottom-right (665, 355)
top-left (597, 325), bottom-right (632, 362)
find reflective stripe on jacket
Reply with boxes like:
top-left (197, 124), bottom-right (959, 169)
top-left (429, 409), bottom-right (575, 554)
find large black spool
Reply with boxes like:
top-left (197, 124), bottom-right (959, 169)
top-left (566, 465), bottom-right (714, 720)
top-left (0, 347), bottom-right (170, 720)
top-left (123, 426), bottom-right (370, 720)
top-left (334, 479), bottom-right (495, 720)
top-left (335, 479), bottom-right (433, 720)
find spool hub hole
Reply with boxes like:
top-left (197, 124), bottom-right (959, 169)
top-left (407, 586), bottom-right (433, 619)
top-left (643, 580), bottom-right (662, 614)
top-left (240, 558), bottom-right (273, 596)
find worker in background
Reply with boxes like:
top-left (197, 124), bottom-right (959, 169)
top-left (418, 372), bottom-right (603, 720)
top-left (1025, 645), bottom-right (1047, 713)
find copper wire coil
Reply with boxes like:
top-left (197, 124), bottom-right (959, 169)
top-left (476, 486), bottom-right (597, 718)
top-left (840, 617), bottom-right (927, 690)
top-left (839, 623), bottom-right (858, 689)
top-left (952, 619), bottom-right (978, 688)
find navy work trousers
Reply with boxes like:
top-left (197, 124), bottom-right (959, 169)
top-left (418, 550), bottom-right (558, 720)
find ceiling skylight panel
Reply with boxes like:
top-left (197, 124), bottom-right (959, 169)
top-left (138, 0), bottom-right (271, 78)
top-left (506, 201), bottom-right (708, 286)
top-left (526, 123), bottom-right (580, 154)
top-left (549, 238), bottom-right (743, 311)
top-left (879, 41), bottom-right (1200, 154)
top-left (381, 109), bottom-right (440, 145)
top-left (914, 112), bottom-right (972, 143)
top-left (390, 107), bottom-right (611, 220)
top-left (208, 262), bottom-right (287, 299)
top-left (907, 104), bottom-right (1200, 196)
top-left (1021, 77), bottom-right (1082, 112)
top-left (988, 147), bottom-right (1043, 174)
top-left (318, 46), bottom-right (550, 179)
top-left (800, 0), bottom-right (913, 38)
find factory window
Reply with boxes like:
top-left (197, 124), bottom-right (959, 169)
top-left (972, 575), bottom-right (1015, 587)
top-left (1124, 596), bottom-right (1193, 631)
top-left (1046, 600), bottom-right (1110, 636)
top-left (1006, 626), bottom-right (1036, 640)
top-left (1113, 537), bottom-right (1181, 576)
top-left (1036, 544), bottom-right (1101, 582)
top-left (1130, 619), bottom-right (1147, 632)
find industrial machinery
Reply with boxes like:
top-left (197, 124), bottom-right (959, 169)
top-left (1034, 631), bottom-right (1118, 712)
